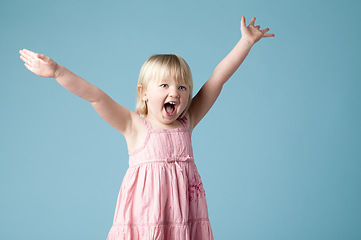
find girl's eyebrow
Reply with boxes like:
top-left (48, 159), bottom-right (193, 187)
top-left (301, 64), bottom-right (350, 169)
top-left (159, 78), bottom-right (170, 83)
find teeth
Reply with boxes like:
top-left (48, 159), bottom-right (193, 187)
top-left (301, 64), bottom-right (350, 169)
top-left (168, 102), bottom-right (176, 105)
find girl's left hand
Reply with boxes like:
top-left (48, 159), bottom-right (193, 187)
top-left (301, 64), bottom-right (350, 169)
top-left (240, 16), bottom-right (275, 45)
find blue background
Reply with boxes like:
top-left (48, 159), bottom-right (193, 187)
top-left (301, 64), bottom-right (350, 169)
top-left (1, 0), bottom-right (360, 239)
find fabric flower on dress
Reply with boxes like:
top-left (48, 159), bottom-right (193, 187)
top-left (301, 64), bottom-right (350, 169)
top-left (188, 171), bottom-right (206, 201)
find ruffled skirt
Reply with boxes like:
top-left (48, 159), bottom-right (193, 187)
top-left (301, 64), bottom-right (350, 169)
top-left (107, 161), bottom-right (213, 240)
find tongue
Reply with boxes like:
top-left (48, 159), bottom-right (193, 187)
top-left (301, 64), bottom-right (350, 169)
top-left (165, 104), bottom-right (175, 115)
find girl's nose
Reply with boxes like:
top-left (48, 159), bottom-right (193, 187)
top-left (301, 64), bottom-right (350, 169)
top-left (169, 87), bottom-right (179, 98)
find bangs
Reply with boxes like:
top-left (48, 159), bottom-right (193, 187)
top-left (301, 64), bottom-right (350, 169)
top-left (146, 54), bottom-right (192, 87)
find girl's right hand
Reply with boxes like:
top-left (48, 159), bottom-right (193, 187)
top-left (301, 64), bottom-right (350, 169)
top-left (19, 49), bottom-right (59, 78)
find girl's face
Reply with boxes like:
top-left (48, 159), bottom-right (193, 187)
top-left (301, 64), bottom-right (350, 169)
top-left (142, 76), bottom-right (190, 125)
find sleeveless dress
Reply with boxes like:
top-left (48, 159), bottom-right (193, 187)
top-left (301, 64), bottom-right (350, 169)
top-left (107, 113), bottom-right (214, 240)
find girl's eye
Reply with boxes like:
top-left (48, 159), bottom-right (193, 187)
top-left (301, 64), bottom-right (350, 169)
top-left (160, 84), bottom-right (168, 88)
top-left (179, 86), bottom-right (186, 91)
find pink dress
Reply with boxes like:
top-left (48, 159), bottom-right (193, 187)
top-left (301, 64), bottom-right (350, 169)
top-left (107, 113), bottom-right (214, 240)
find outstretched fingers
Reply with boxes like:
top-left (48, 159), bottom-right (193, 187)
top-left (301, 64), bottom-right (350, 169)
top-left (19, 51), bottom-right (34, 71)
top-left (240, 16), bottom-right (275, 41)
top-left (261, 28), bottom-right (275, 37)
top-left (19, 50), bottom-right (31, 60)
top-left (241, 16), bottom-right (257, 27)
top-left (22, 49), bottom-right (37, 58)
top-left (19, 51), bottom-right (34, 68)
top-left (249, 17), bottom-right (256, 26)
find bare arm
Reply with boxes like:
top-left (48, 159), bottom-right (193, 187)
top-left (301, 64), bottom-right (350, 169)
top-left (53, 64), bottom-right (101, 103)
top-left (187, 16), bottom-right (275, 130)
top-left (19, 49), bottom-right (133, 134)
top-left (188, 38), bottom-right (254, 129)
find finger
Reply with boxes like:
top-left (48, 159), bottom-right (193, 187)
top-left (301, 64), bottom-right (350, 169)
top-left (37, 53), bottom-right (48, 62)
top-left (255, 25), bottom-right (261, 29)
top-left (261, 28), bottom-right (270, 33)
top-left (22, 49), bottom-right (37, 58)
top-left (20, 49), bottom-right (35, 61)
top-left (249, 17), bottom-right (256, 26)
top-left (24, 62), bottom-right (33, 72)
top-left (20, 51), bottom-right (33, 63)
top-left (241, 16), bottom-right (246, 28)
top-left (19, 54), bottom-right (27, 63)
top-left (263, 33), bottom-right (275, 37)
top-left (37, 53), bottom-right (44, 59)
top-left (20, 55), bottom-right (34, 67)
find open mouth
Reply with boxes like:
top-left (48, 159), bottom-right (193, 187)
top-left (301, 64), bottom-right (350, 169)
top-left (164, 102), bottom-right (177, 116)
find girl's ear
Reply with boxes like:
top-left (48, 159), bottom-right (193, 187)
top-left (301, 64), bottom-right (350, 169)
top-left (137, 84), bottom-right (148, 101)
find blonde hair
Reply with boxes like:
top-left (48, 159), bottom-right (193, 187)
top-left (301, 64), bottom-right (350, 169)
top-left (136, 54), bottom-right (193, 117)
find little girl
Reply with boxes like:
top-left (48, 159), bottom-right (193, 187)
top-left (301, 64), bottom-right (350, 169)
top-left (19, 16), bottom-right (274, 240)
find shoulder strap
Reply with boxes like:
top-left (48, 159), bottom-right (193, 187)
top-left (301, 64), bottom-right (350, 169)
top-left (136, 112), bottom-right (152, 130)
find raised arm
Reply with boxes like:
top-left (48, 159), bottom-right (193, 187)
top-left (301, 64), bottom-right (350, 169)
top-left (19, 49), bottom-right (133, 135)
top-left (187, 16), bottom-right (275, 130)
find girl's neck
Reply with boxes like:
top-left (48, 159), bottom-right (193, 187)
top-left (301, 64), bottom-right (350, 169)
top-left (144, 114), bottom-right (184, 130)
